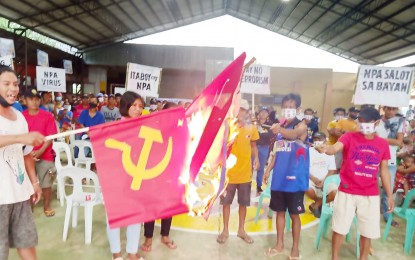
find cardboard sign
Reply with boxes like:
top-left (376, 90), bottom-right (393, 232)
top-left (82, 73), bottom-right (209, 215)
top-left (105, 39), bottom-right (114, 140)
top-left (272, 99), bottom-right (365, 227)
top-left (240, 65), bottom-right (271, 95)
top-left (37, 49), bottom-right (49, 67)
top-left (0, 38), bottom-right (15, 57)
top-left (63, 59), bottom-right (73, 74)
top-left (354, 65), bottom-right (414, 107)
top-left (36, 66), bottom-right (66, 92)
top-left (126, 63), bottom-right (161, 97)
top-left (0, 55), bottom-right (13, 69)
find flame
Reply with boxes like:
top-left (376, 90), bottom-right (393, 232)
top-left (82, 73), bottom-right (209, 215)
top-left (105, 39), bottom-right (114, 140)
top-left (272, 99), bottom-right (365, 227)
top-left (181, 106), bottom-right (239, 217)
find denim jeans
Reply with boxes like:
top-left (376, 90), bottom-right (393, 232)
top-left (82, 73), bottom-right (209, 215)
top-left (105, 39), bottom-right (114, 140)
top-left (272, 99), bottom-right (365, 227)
top-left (381, 165), bottom-right (396, 221)
top-left (256, 145), bottom-right (270, 188)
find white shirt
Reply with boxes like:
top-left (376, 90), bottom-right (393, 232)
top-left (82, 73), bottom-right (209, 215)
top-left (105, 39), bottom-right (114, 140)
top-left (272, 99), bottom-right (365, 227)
top-left (309, 148), bottom-right (336, 180)
top-left (375, 116), bottom-right (404, 166)
top-left (0, 108), bottom-right (34, 205)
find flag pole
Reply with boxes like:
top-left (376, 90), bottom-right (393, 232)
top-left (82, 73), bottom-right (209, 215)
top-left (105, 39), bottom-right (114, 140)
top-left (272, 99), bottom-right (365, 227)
top-left (45, 127), bottom-right (89, 141)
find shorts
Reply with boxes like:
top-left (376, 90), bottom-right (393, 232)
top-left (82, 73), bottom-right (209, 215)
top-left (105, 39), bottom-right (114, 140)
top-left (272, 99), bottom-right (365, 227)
top-left (0, 200), bottom-right (38, 258)
top-left (220, 182), bottom-right (251, 206)
top-left (309, 180), bottom-right (338, 198)
top-left (270, 191), bottom-right (305, 214)
top-left (35, 160), bottom-right (55, 188)
top-left (332, 191), bottom-right (380, 239)
top-left (334, 151), bottom-right (343, 170)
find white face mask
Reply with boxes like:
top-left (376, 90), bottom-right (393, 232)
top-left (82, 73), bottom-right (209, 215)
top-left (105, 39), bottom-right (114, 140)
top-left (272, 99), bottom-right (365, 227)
top-left (359, 122), bottom-right (376, 135)
top-left (98, 97), bottom-right (104, 103)
top-left (64, 105), bottom-right (71, 110)
top-left (335, 115), bottom-right (344, 121)
top-left (150, 104), bottom-right (157, 110)
top-left (281, 108), bottom-right (297, 119)
top-left (55, 96), bottom-right (62, 101)
top-left (304, 115), bottom-right (313, 121)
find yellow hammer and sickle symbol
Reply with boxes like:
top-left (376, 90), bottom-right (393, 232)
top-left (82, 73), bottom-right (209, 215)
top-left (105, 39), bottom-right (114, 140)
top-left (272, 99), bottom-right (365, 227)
top-left (105, 126), bottom-right (173, 191)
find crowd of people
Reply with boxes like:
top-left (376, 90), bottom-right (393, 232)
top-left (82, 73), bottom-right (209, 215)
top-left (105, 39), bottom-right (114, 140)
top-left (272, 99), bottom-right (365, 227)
top-left (1, 63), bottom-right (415, 260)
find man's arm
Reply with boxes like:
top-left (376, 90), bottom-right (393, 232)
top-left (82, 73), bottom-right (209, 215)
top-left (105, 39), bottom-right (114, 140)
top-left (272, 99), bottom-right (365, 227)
top-left (0, 132), bottom-right (45, 148)
top-left (251, 141), bottom-right (259, 170)
top-left (24, 154), bottom-right (42, 204)
top-left (387, 132), bottom-right (403, 147)
top-left (32, 140), bottom-right (52, 159)
top-left (271, 122), bottom-right (307, 140)
top-left (379, 160), bottom-right (394, 213)
top-left (316, 141), bottom-right (344, 155)
top-left (263, 154), bottom-right (276, 185)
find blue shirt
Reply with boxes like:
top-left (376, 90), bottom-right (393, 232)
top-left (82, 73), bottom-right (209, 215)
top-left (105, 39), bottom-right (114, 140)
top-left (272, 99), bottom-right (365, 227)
top-left (78, 109), bottom-right (105, 127)
top-left (12, 102), bottom-right (23, 112)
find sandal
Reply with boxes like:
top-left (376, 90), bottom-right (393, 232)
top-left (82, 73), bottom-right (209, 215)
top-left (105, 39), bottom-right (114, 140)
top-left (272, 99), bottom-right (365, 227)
top-left (140, 243), bottom-right (152, 253)
top-left (264, 248), bottom-right (286, 257)
top-left (161, 239), bottom-right (177, 249)
top-left (237, 234), bottom-right (254, 244)
top-left (289, 255), bottom-right (302, 260)
top-left (44, 209), bottom-right (55, 217)
top-left (216, 233), bottom-right (229, 244)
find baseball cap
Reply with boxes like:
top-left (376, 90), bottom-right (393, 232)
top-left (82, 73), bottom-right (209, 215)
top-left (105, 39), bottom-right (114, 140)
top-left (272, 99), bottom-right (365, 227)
top-left (150, 98), bottom-right (158, 105)
top-left (96, 93), bottom-right (104, 97)
top-left (24, 88), bottom-right (41, 98)
top-left (358, 107), bottom-right (381, 122)
top-left (348, 107), bottom-right (360, 113)
top-left (82, 94), bottom-right (89, 99)
top-left (240, 99), bottom-right (250, 111)
top-left (259, 106), bottom-right (269, 113)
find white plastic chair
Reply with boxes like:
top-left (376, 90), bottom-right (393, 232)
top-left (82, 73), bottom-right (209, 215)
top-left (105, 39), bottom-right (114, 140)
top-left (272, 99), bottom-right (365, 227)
top-left (59, 167), bottom-right (103, 244)
top-left (70, 140), bottom-right (95, 170)
top-left (53, 141), bottom-right (74, 207)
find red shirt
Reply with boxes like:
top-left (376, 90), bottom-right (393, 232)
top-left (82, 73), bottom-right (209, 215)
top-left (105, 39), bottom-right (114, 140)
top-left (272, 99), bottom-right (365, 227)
top-left (74, 104), bottom-right (89, 129)
top-left (338, 132), bottom-right (390, 196)
top-left (22, 109), bottom-right (57, 161)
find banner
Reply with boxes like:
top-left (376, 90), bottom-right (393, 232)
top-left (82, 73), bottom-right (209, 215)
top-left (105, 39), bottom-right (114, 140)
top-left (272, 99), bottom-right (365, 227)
top-left (89, 107), bottom-right (190, 228)
top-left (0, 55), bottom-right (13, 69)
top-left (0, 38), bottom-right (15, 57)
top-left (354, 65), bottom-right (414, 107)
top-left (126, 63), bottom-right (161, 97)
top-left (63, 59), bottom-right (73, 74)
top-left (37, 49), bottom-right (49, 67)
top-left (36, 66), bottom-right (66, 92)
top-left (240, 64), bottom-right (271, 95)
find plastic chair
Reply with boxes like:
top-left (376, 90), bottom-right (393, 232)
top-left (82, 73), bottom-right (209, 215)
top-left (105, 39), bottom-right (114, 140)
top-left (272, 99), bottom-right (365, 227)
top-left (59, 167), bottom-right (103, 244)
top-left (70, 140), bottom-right (95, 170)
top-left (53, 141), bottom-right (74, 207)
top-left (383, 189), bottom-right (415, 255)
top-left (254, 172), bottom-right (291, 231)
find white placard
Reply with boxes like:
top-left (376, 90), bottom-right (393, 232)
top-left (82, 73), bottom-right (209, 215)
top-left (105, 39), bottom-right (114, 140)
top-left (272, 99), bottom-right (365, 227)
top-left (240, 65), bottom-right (271, 95)
top-left (37, 49), bottom-right (49, 67)
top-left (354, 65), bottom-right (414, 107)
top-left (63, 59), bottom-right (73, 74)
top-left (36, 66), bottom-right (66, 92)
top-left (0, 55), bottom-right (13, 69)
top-left (0, 38), bottom-right (15, 57)
top-left (114, 87), bottom-right (126, 95)
top-left (126, 63), bottom-right (161, 97)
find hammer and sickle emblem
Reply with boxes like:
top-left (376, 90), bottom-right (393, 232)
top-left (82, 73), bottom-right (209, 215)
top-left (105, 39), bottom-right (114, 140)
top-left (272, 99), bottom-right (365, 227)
top-left (105, 126), bottom-right (173, 190)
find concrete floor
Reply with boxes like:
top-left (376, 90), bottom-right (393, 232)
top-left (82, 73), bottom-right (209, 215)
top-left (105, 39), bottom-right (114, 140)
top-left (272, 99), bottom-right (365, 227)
top-left (7, 196), bottom-right (414, 260)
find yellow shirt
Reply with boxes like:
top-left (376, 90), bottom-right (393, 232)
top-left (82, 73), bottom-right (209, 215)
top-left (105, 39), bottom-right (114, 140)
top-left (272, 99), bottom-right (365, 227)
top-left (327, 120), bottom-right (339, 145)
top-left (227, 124), bottom-right (259, 184)
top-left (336, 118), bottom-right (358, 133)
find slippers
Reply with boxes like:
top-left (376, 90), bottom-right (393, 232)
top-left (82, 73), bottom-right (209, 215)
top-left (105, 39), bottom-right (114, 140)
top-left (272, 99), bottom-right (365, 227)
top-left (289, 255), bottom-right (302, 260)
top-left (264, 248), bottom-right (286, 257)
top-left (44, 209), bottom-right (55, 217)
top-left (391, 220), bottom-right (399, 227)
top-left (161, 239), bottom-right (177, 249)
top-left (237, 234), bottom-right (254, 244)
top-left (216, 234), bottom-right (229, 244)
top-left (140, 243), bottom-right (152, 252)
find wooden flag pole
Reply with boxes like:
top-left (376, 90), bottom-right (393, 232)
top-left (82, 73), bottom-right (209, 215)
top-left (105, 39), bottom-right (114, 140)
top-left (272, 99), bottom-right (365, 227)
top-left (45, 127), bottom-right (89, 141)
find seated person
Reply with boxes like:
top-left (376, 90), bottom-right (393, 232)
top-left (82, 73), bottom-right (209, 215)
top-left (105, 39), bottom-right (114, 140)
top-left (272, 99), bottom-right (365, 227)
top-left (395, 155), bottom-right (415, 199)
top-left (305, 132), bottom-right (337, 218)
top-left (397, 137), bottom-right (414, 165)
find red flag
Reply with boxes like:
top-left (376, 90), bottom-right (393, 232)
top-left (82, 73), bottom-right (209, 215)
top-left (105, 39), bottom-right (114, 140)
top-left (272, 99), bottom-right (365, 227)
top-left (89, 107), bottom-right (190, 228)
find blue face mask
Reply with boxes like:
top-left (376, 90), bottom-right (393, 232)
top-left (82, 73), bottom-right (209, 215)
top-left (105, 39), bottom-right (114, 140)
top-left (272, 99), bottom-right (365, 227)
top-left (56, 97), bottom-right (62, 101)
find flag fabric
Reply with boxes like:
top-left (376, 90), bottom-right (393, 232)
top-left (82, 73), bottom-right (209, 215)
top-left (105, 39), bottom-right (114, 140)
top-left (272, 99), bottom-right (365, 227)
top-left (89, 107), bottom-right (190, 228)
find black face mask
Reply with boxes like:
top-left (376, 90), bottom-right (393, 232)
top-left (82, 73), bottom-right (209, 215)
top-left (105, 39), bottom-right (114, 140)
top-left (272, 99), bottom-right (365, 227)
top-left (350, 114), bottom-right (358, 120)
top-left (89, 103), bottom-right (97, 109)
top-left (0, 95), bottom-right (13, 107)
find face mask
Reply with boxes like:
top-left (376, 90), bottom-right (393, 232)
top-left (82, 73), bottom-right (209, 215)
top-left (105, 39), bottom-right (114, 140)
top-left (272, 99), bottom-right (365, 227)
top-left (350, 114), bottom-right (358, 120)
top-left (281, 108), bottom-right (297, 119)
top-left (334, 115), bottom-right (344, 121)
top-left (89, 103), bottom-right (97, 109)
top-left (56, 96), bottom-right (62, 101)
top-left (64, 105), bottom-right (71, 110)
top-left (359, 122), bottom-right (375, 135)
top-left (0, 95), bottom-right (13, 107)
top-left (98, 97), bottom-right (104, 103)
top-left (150, 104), bottom-right (157, 110)
top-left (304, 115), bottom-right (313, 121)
top-left (313, 141), bottom-right (324, 147)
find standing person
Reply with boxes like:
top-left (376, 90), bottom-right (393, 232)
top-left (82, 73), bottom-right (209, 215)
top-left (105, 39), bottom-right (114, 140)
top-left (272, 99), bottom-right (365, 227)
top-left (40, 92), bottom-right (53, 113)
top-left (96, 93), bottom-right (105, 111)
top-left (22, 88), bottom-right (58, 217)
top-left (255, 107), bottom-right (273, 194)
top-left (217, 99), bottom-right (259, 244)
top-left (77, 96), bottom-right (105, 129)
top-left (141, 102), bottom-right (178, 253)
top-left (406, 105), bottom-right (414, 121)
top-left (101, 94), bottom-right (121, 122)
top-left (57, 100), bottom-right (73, 131)
top-left (0, 65), bottom-right (45, 260)
top-left (263, 93), bottom-right (308, 259)
top-left (327, 108), bottom-right (346, 146)
top-left (106, 91), bottom-right (145, 260)
top-left (114, 93), bottom-right (122, 108)
top-left (304, 108), bottom-right (319, 141)
top-left (406, 119), bottom-right (415, 137)
top-left (315, 107), bottom-right (394, 260)
top-left (375, 106), bottom-right (404, 226)
top-left (335, 107), bottom-right (359, 136)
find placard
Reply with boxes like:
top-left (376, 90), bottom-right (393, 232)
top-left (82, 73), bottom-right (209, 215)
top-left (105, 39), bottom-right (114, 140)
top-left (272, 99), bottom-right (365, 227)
top-left (37, 49), bottom-right (49, 67)
top-left (0, 55), bottom-right (13, 69)
top-left (63, 59), bottom-right (73, 74)
top-left (240, 65), bottom-right (271, 95)
top-left (354, 65), bottom-right (414, 107)
top-left (125, 63), bottom-right (161, 97)
top-left (0, 38), bottom-right (15, 57)
top-left (36, 66), bottom-right (66, 92)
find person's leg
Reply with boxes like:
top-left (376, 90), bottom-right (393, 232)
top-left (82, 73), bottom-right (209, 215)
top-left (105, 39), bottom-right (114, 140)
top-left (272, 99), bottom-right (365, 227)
top-left (106, 224), bottom-right (122, 258)
top-left (331, 232), bottom-right (345, 260)
top-left (290, 214), bottom-right (301, 258)
top-left (160, 218), bottom-right (176, 249)
top-left (36, 160), bottom-right (54, 216)
top-left (141, 221), bottom-right (155, 252)
top-left (326, 190), bottom-right (337, 203)
top-left (286, 192), bottom-right (305, 258)
top-left (275, 211), bottom-right (286, 251)
top-left (218, 184), bottom-right (237, 243)
top-left (267, 191), bottom-right (287, 254)
top-left (16, 248), bottom-right (36, 260)
top-left (73, 134), bottom-right (81, 158)
top-left (382, 165), bottom-right (396, 221)
top-left (126, 224), bottom-right (141, 259)
top-left (236, 182), bottom-right (253, 243)
top-left (359, 236), bottom-right (371, 260)
top-left (256, 145), bottom-right (269, 192)
top-left (0, 204), bottom-right (11, 260)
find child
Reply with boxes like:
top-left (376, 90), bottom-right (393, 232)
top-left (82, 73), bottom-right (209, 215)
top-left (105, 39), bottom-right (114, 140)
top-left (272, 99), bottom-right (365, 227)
top-left (315, 107), bottom-right (394, 260)
top-left (395, 155), bottom-right (415, 197)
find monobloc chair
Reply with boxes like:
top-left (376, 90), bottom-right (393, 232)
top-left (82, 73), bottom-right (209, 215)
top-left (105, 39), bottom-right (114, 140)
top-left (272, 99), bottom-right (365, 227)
top-left (53, 141), bottom-right (75, 206)
top-left (59, 167), bottom-right (103, 244)
top-left (70, 140), bottom-right (95, 170)
top-left (383, 189), bottom-right (415, 255)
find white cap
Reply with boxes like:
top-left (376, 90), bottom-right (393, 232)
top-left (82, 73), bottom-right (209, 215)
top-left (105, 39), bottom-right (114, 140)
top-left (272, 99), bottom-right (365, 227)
top-left (240, 99), bottom-right (250, 110)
